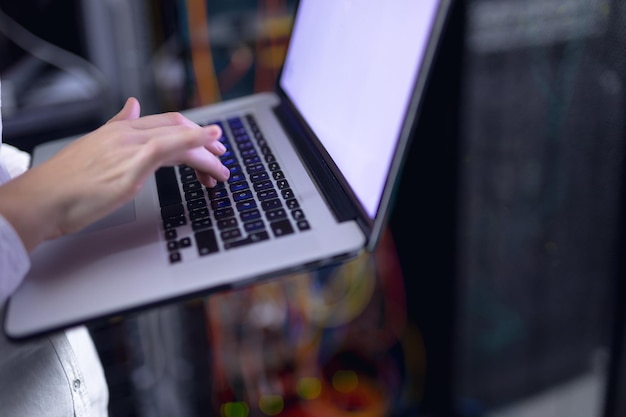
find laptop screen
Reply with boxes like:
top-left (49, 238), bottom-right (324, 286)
top-left (280, 0), bottom-right (442, 219)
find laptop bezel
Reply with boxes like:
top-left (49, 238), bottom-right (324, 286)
top-left (272, 0), bottom-right (455, 251)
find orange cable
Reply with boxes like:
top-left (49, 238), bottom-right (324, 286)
top-left (254, 0), bottom-right (287, 92)
top-left (184, 0), bottom-right (221, 105)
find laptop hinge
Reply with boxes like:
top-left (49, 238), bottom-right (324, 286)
top-left (273, 101), bottom-right (358, 223)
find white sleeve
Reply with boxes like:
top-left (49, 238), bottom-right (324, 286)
top-left (0, 78), bottom-right (32, 304)
top-left (0, 214), bottom-right (31, 305)
top-left (0, 144), bottom-right (30, 177)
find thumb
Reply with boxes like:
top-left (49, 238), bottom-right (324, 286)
top-left (107, 97), bottom-right (141, 123)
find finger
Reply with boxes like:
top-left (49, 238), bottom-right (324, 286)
top-left (128, 112), bottom-right (197, 129)
top-left (196, 171), bottom-right (218, 188)
top-left (207, 138), bottom-right (227, 156)
top-left (128, 123), bottom-right (223, 148)
top-left (139, 128), bottom-right (231, 181)
top-left (182, 141), bottom-right (227, 188)
top-left (108, 97), bottom-right (141, 123)
top-left (181, 146), bottom-right (231, 182)
top-left (125, 113), bottom-right (222, 137)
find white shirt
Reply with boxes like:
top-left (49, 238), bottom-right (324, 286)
top-left (0, 80), bottom-right (109, 417)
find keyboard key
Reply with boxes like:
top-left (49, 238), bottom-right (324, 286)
top-left (161, 204), bottom-right (184, 220)
top-left (286, 198), bottom-right (300, 209)
top-left (164, 229), bottom-right (177, 241)
top-left (237, 200), bottom-right (257, 212)
top-left (211, 198), bottom-right (232, 210)
top-left (237, 141), bottom-right (254, 151)
top-left (208, 188), bottom-right (229, 200)
top-left (233, 190), bottom-right (253, 201)
top-left (179, 165), bottom-right (195, 174)
top-left (230, 181), bottom-right (250, 192)
top-left (257, 189), bottom-right (278, 201)
top-left (224, 231), bottom-right (270, 250)
top-left (169, 252), bottom-right (182, 264)
top-left (243, 156), bottom-right (261, 165)
top-left (250, 172), bottom-right (269, 183)
top-left (221, 228), bottom-right (242, 241)
top-left (240, 149), bottom-right (257, 158)
top-left (231, 125), bottom-right (246, 134)
top-left (155, 167), bottom-right (181, 207)
top-left (179, 237), bottom-right (192, 248)
top-left (244, 220), bottom-right (265, 232)
top-left (221, 157), bottom-right (238, 167)
top-left (195, 229), bottom-right (219, 256)
top-left (266, 208), bottom-right (287, 222)
top-left (240, 209), bottom-right (261, 222)
top-left (277, 179), bottom-right (290, 190)
top-left (163, 216), bottom-right (187, 229)
top-left (192, 218), bottom-right (213, 231)
top-left (185, 190), bottom-right (204, 201)
top-left (217, 218), bottom-right (238, 230)
top-left (229, 164), bottom-right (243, 176)
top-left (268, 162), bottom-right (280, 171)
top-left (270, 219), bottom-right (294, 237)
top-left (281, 189), bottom-right (294, 199)
top-left (214, 207), bottom-right (235, 219)
top-left (247, 163), bottom-right (265, 174)
top-left (253, 180), bottom-right (273, 192)
top-left (234, 133), bottom-right (251, 143)
top-left (180, 171), bottom-right (198, 183)
top-left (187, 198), bottom-right (207, 210)
top-left (297, 220), bottom-right (311, 231)
top-left (190, 207), bottom-right (209, 220)
top-left (292, 209), bottom-right (305, 220)
top-left (261, 198), bottom-right (282, 211)
top-left (228, 172), bottom-right (246, 183)
top-left (183, 181), bottom-right (202, 193)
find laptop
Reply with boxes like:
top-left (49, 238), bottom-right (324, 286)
top-left (4, 0), bottom-right (452, 340)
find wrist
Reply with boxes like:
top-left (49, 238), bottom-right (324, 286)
top-left (0, 168), bottom-right (64, 252)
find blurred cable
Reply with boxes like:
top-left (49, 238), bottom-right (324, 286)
top-left (183, 0), bottom-right (221, 105)
top-left (0, 6), bottom-right (109, 97)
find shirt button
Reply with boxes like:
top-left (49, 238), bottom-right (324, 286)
top-left (73, 379), bottom-right (81, 391)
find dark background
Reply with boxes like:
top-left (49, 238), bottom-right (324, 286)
top-left (1, 1), bottom-right (625, 416)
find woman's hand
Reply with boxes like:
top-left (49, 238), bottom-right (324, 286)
top-left (0, 97), bottom-right (230, 251)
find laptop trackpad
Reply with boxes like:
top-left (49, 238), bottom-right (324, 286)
top-left (75, 200), bottom-right (136, 236)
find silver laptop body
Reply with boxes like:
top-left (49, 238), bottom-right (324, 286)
top-left (4, 0), bottom-right (452, 340)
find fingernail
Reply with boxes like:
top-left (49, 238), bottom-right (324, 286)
top-left (222, 165), bottom-right (231, 179)
top-left (215, 141), bottom-right (226, 153)
top-left (208, 125), bottom-right (222, 137)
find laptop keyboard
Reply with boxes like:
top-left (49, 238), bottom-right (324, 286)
top-left (155, 114), bottom-right (311, 264)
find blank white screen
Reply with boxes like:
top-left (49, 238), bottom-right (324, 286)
top-left (280, 0), bottom-right (440, 218)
